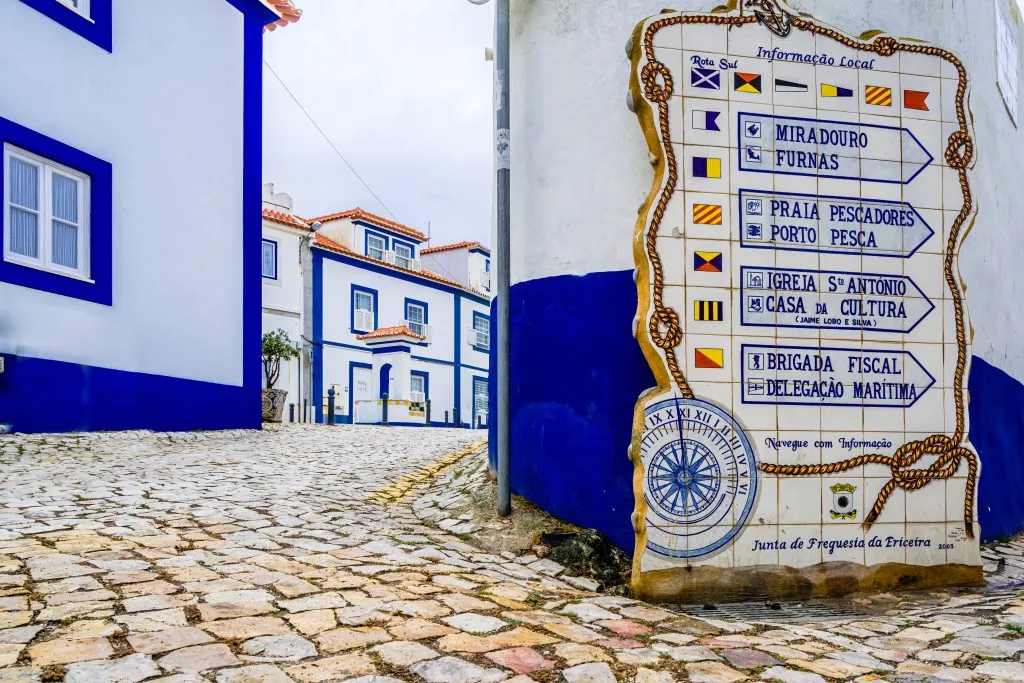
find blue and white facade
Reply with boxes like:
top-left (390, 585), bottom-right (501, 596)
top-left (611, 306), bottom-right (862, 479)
top-left (0, 0), bottom-right (281, 433)
top-left (502, 0), bottom-right (1024, 551)
top-left (260, 200), bottom-right (492, 428)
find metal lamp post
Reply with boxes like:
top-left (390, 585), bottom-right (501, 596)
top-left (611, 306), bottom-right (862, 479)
top-left (467, 0), bottom-right (511, 517)
top-left (301, 220), bottom-right (324, 423)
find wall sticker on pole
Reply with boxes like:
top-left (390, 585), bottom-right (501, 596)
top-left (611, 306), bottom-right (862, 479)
top-left (627, 0), bottom-right (982, 602)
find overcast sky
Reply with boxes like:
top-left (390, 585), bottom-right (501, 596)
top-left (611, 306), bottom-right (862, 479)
top-left (263, 0), bottom-right (494, 247)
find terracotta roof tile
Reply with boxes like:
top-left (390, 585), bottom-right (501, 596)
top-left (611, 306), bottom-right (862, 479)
top-left (421, 241), bottom-right (490, 255)
top-left (262, 208), bottom-right (310, 230)
top-left (355, 325), bottom-right (427, 341)
top-left (309, 208), bottom-right (428, 242)
top-left (264, 0), bottom-right (301, 32)
top-left (313, 234), bottom-right (486, 297)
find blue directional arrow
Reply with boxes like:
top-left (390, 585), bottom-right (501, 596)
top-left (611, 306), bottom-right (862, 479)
top-left (740, 344), bottom-right (935, 409)
top-left (736, 112), bottom-right (934, 185)
top-left (738, 189), bottom-right (934, 258)
top-left (739, 266), bottom-right (935, 334)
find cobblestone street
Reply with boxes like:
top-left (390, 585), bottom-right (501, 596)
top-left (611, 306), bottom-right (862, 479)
top-left (2, 426), bottom-right (1024, 682)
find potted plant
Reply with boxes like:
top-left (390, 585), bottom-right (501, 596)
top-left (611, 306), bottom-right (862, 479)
top-left (262, 329), bottom-right (300, 423)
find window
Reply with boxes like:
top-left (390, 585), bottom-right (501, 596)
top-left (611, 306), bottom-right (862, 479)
top-left (4, 144), bottom-right (90, 280)
top-left (394, 242), bottom-right (413, 269)
top-left (366, 233), bottom-right (386, 261)
top-left (472, 312), bottom-right (490, 350)
top-left (56, 0), bottom-right (89, 18)
top-left (351, 285), bottom-right (377, 333)
top-left (261, 239), bottom-right (277, 279)
top-left (405, 298), bottom-right (428, 338)
top-left (410, 372), bottom-right (427, 403)
top-left (473, 377), bottom-right (489, 427)
top-left (482, 258), bottom-right (491, 291)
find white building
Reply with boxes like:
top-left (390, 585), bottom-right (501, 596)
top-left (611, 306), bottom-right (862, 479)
top-left (261, 184), bottom-right (308, 420)
top-left (0, 0), bottom-right (299, 433)
top-left (312, 209), bottom-right (492, 428)
top-left (260, 196), bottom-right (492, 427)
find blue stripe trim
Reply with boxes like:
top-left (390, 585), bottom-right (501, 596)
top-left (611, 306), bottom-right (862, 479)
top-left (0, 354), bottom-right (258, 433)
top-left (242, 11), bottom-right (263, 413)
top-left (313, 252), bottom-right (324, 423)
top-left (411, 355), bottom-right (487, 373)
top-left (315, 246), bottom-right (489, 304)
top-left (323, 340), bottom-right (371, 353)
top-left (372, 345), bottom-right (412, 355)
top-left (454, 293), bottom-right (462, 425)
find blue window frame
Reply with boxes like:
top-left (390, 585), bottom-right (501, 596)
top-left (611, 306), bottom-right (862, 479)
top-left (410, 370), bottom-right (429, 405)
top-left (0, 116), bottom-right (112, 305)
top-left (18, 0), bottom-right (113, 52)
top-left (404, 297), bottom-right (429, 337)
top-left (472, 376), bottom-right (489, 427)
top-left (393, 238), bottom-right (416, 269)
top-left (364, 230), bottom-right (388, 261)
top-left (471, 312), bottom-right (490, 350)
top-left (261, 239), bottom-right (277, 279)
top-left (351, 284), bottom-right (378, 334)
top-left (486, 259), bottom-right (491, 272)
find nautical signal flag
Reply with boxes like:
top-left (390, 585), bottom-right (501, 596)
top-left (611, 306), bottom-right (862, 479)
top-left (695, 348), bottom-right (724, 369)
top-left (692, 110), bottom-right (721, 132)
top-left (693, 251), bottom-right (723, 273)
top-left (691, 67), bottom-right (720, 90)
top-left (692, 204), bottom-right (723, 225)
top-left (821, 83), bottom-right (854, 98)
top-left (692, 156), bottom-right (721, 179)
top-left (865, 85), bottom-right (893, 107)
top-left (904, 89), bottom-right (930, 111)
top-left (694, 300), bottom-right (724, 322)
top-left (734, 72), bottom-right (762, 94)
top-left (775, 78), bottom-right (808, 93)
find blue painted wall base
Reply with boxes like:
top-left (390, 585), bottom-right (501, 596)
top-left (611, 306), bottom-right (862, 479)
top-left (495, 269), bottom-right (1024, 552)
top-left (0, 354), bottom-right (260, 434)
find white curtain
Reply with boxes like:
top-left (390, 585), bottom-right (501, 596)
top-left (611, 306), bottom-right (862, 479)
top-left (51, 173), bottom-right (78, 269)
top-left (9, 157), bottom-right (39, 258)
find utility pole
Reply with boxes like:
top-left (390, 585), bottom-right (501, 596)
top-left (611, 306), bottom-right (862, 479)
top-left (494, 0), bottom-right (511, 517)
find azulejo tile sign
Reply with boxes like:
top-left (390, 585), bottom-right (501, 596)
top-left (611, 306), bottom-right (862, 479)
top-left (627, 1), bottom-right (982, 601)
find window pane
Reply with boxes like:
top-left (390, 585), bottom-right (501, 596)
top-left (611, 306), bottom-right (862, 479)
top-left (355, 292), bottom-right (373, 311)
top-left (411, 376), bottom-right (424, 394)
top-left (367, 235), bottom-right (385, 259)
top-left (10, 207), bottom-right (39, 258)
top-left (52, 173), bottom-right (79, 223)
top-left (262, 241), bottom-right (276, 277)
top-left (51, 220), bottom-right (78, 269)
top-left (9, 157), bottom-right (38, 209)
top-left (407, 305), bottom-right (423, 324)
top-left (474, 316), bottom-right (488, 332)
top-left (395, 244), bottom-right (411, 258)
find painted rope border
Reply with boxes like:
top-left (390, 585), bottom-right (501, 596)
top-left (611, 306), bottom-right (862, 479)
top-left (630, 5), bottom-right (978, 538)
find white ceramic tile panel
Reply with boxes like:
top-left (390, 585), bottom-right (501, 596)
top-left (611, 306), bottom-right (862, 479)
top-left (636, 12), bottom-right (978, 577)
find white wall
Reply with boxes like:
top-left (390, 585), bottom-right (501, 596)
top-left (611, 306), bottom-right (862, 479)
top-left (510, 0), bottom-right (1024, 381)
top-left (0, 0), bottom-right (246, 385)
top-left (422, 249), bottom-right (469, 286)
top-left (262, 222), bottom-right (303, 403)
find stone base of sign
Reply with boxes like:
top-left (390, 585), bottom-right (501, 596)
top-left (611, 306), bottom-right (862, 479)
top-left (632, 562), bottom-right (984, 604)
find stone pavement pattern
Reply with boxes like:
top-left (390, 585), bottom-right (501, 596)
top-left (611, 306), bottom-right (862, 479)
top-left (2, 427), bottom-right (1024, 681)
